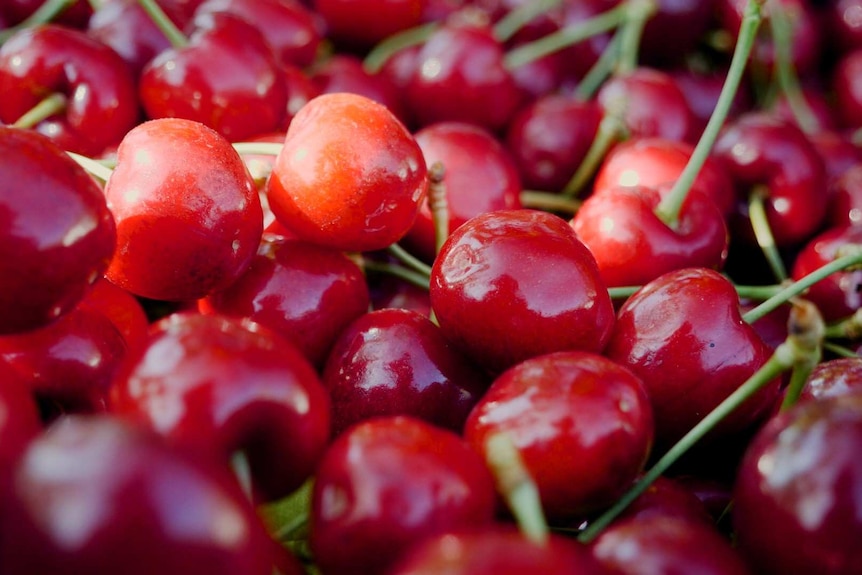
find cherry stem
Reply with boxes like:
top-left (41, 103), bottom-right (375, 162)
top-left (137, 0), bottom-right (189, 49)
top-left (823, 341), bottom-right (859, 358)
top-left (484, 432), bottom-right (549, 545)
top-left (748, 187), bottom-right (788, 282)
top-left (608, 286), bottom-right (640, 300)
top-left (734, 282), bottom-right (783, 300)
top-left (427, 162), bottom-right (449, 255)
top-left (362, 259), bottom-right (431, 291)
top-left (824, 309), bottom-right (862, 341)
top-left (768, 4), bottom-right (819, 134)
top-left (519, 190), bottom-right (581, 214)
top-left (653, 0), bottom-right (763, 227)
top-left (231, 450), bottom-right (254, 501)
top-left (233, 142), bottom-right (285, 156)
top-left (11, 93), bottom-right (67, 129)
top-left (493, 0), bottom-right (562, 43)
top-left (780, 300), bottom-right (825, 410)
top-left (614, 0), bottom-right (657, 75)
top-left (560, 113), bottom-right (626, 198)
top-left (574, 26), bottom-right (623, 101)
top-left (0, 0), bottom-right (78, 44)
top-left (362, 21), bottom-right (439, 74)
top-left (502, 3), bottom-right (627, 71)
top-left (261, 479), bottom-right (314, 543)
top-left (387, 243), bottom-right (433, 278)
top-left (578, 298), bottom-right (821, 543)
top-left (66, 151), bottom-right (114, 183)
top-left (742, 248), bottom-right (862, 324)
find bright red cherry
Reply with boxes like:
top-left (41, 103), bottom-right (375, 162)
top-left (110, 312), bottom-right (331, 502)
top-left (267, 92), bottom-right (428, 252)
top-left (0, 127), bottom-right (116, 335)
top-left (430, 209), bottom-right (615, 374)
top-left (104, 117), bottom-right (263, 302)
top-left (310, 415), bottom-right (497, 575)
top-left (464, 350), bottom-right (654, 522)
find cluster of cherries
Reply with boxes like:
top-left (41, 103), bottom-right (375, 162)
top-left (2, 0), bottom-right (862, 573)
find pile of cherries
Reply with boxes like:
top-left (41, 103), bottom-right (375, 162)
top-left (2, 0), bottom-right (862, 573)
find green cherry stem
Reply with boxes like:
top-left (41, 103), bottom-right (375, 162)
top-left (260, 479), bottom-right (314, 543)
top-left (653, 0), bottom-right (764, 228)
top-left (11, 93), bottom-right (67, 129)
top-left (574, 26), bottom-right (623, 101)
top-left (362, 258), bottom-right (431, 291)
top-left (768, 3), bottom-right (819, 134)
top-left (614, 0), bottom-right (657, 75)
top-left (780, 301), bottom-right (824, 411)
top-left (824, 309), bottom-right (862, 341)
top-left (137, 0), bottom-right (189, 49)
top-left (560, 112), bottom-right (627, 199)
top-left (823, 341), bottom-right (860, 358)
top-left (493, 0), bottom-right (563, 43)
top-left (362, 21), bottom-right (439, 74)
top-left (519, 190), bottom-right (582, 214)
top-left (386, 243), bottom-right (433, 278)
top-left (0, 0), bottom-right (78, 44)
top-left (577, 297), bottom-right (822, 544)
top-left (233, 142), bottom-right (285, 156)
top-left (66, 151), bottom-right (114, 183)
top-left (748, 187), bottom-right (788, 282)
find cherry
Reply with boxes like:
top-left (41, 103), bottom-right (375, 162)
top-left (402, 121), bottom-right (523, 262)
top-left (614, 474), bottom-right (714, 526)
top-left (0, 414), bottom-right (279, 575)
top-left (79, 278), bottom-right (150, 360)
top-left (0, 362), bottom-right (41, 471)
top-left (590, 513), bottom-right (752, 575)
top-left (200, 234), bottom-right (370, 369)
top-left (711, 111), bottom-right (828, 248)
top-left (0, 0), bottom-right (92, 29)
top-left (0, 24), bottom-right (139, 157)
top-left (104, 117), bottom-right (263, 302)
top-left (504, 94), bottom-right (603, 192)
top-left (430, 209), bottom-right (615, 374)
top-left (811, 130), bottom-right (862, 185)
top-left (267, 92), bottom-right (429, 252)
top-left (309, 415), bottom-right (497, 575)
top-left (828, 0), bottom-right (862, 52)
top-left (110, 311), bottom-right (331, 503)
top-left (669, 67), bottom-right (752, 139)
top-left (314, 0), bottom-right (424, 50)
top-left (322, 307), bottom-right (490, 437)
top-left (800, 357), bottom-right (862, 402)
top-left (464, 350), bottom-right (653, 522)
top-left (833, 47), bottom-right (862, 130)
top-left (733, 392), bottom-right (862, 575)
top-left (139, 11), bottom-right (287, 141)
top-left (638, 0), bottom-right (716, 67)
top-left (387, 525), bottom-right (606, 575)
top-left (0, 126), bottom-right (116, 335)
top-left (604, 267), bottom-right (780, 449)
top-left (279, 63), bottom-right (321, 129)
top-left (790, 224), bottom-right (862, 322)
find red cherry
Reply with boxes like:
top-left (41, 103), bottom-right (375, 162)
top-left (322, 308), bottom-right (490, 436)
top-left (800, 357), bottom-right (862, 402)
top-left (0, 415), bottom-right (278, 575)
top-left (733, 393), bottom-right (862, 575)
top-left (828, 0), bottom-right (862, 52)
top-left (615, 475), bottom-right (714, 526)
top-left (267, 92), bottom-right (429, 252)
top-left (638, 0), bottom-right (716, 67)
top-left (402, 121), bottom-right (523, 262)
top-left (79, 278), bottom-right (150, 359)
top-left (828, 164), bottom-right (862, 228)
top-left (139, 11), bottom-right (287, 141)
top-left (314, 0), bottom-right (424, 50)
top-left (0, 127), bottom-right (116, 335)
top-left (670, 67), bottom-right (752, 139)
top-left (810, 130), bottom-right (862, 185)
top-left (110, 312), bottom-right (331, 502)
top-left (833, 47), bottom-right (862, 130)
top-left (199, 234), bottom-right (371, 368)
top-left (104, 117), bottom-right (263, 302)
top-left (430, 209), bottom-right (615, 374)
top-left (464, 350), bottom-right (654, 521)
top-left (604, 267), bottom-right (780, 449)
top-left (309, 415), bottom-right (497, 575)
top-left (0, 0), bottom-right (92, 28)
top-left (0, 362), bottom-right (41, 470)
top-left (0, 24), bottom-right (139, 156)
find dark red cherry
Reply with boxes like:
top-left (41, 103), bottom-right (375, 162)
top-left (309, 415), bottom-right (497, 575)
top-left (464, 350), bottom-right (653, 521)
top-left (322, 308), bottom-right (490, 437)
top-left (833, 47), bottom-right (862, 130)
top-left (670, 67), bottom-right (752, 138)
top-left (0, 362), bottom-right (41, 470)
top-left (110, 312), bottom-right (331, 502)
top-left (811, 131), bottom-right (862, 186)
top-left (0, 24), bottom-right (139, 156)
top-left (639, 0), bottom-right (716, 67)
top-left (733, 393), bottom-right (862, 575)
top-left (430, 209), bottom-right (615, 374)
top-left (0, 415), bottom-right (278, 575)
top-left (0, 0), bottom-right (92, 28)
top-left (200, 234), bottom-right (370, 369)
top-left (828, 0), bottom-right (862, 52)
top-left (0, 127), bottom-right (116, 335)
top-left (615, 475), bottom-right (714, 526)
top-left (800, 357), bottom-right (862, 402)
top-left (79, 278), bottom-right (150, 360)
top-left (314, 0), bottom-right (424, 50)
top-left (604, 267), bottom-right (780, 448)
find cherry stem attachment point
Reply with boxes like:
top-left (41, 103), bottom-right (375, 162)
top-left (748, 187), bottom-right (788, 282)
top-left (12, 93), bottom-right (67, 129)
top-left (654, 0), bottom-right (763, 227)
top-left (136, 0), bottom-right (189, 49)
top-left (578, 297), bottom-right (820, 543)
top-left (66, 151), bottom-right (114, 183)
top-left (779, 300), bottom-right (824, 410)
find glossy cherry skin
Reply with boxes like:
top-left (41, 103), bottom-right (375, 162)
top-left (267, 92), bottom-right (428, 252)
top-left (309, 415), bottom-right (497, 575)
top-left (604, 267), bottom-right (780, 448)
top-left (105, 117), bottom-right (263, 302)
top-left (430, 209), bottom-right (615, 374)
top-left (790, 225), bottom-right (862, 322)
top-left (733, 393), bottom-right (862, 575)
top-left (615, 475), bottom-right (713, 526)
top-left (504, 94), bottom-right (603, 192)
top-left (0, 415), bottom-right (278, 575)
top-left (833, 47), bottom-right (862, 130)
top-left (405, 22), bottom-right (523, 133)
top-left (571, 185), bottom-right (729, 288)
top-left (110, 312), bottom-right (331, 502)
top-left (314, 0), bottom-right (424, 50)
top-left (0, 25), bottom-right (139, 156)
top-left (711, 112), bottom-right (828, 247)
top-left (800, 357), bottom-right (862, 403)
top-left (596, 67), bottom-right (697, 144)
top-left (140, 12), bottom-right (287, 141)
top-left (593, 137), bottom-right (736, 216)
top-left (322, 308), bottom-right (490, 437)
top-left (200, 234), bottom-right (370, 368)
top-left (195, 0), bottom-right (324, 68)
top-left (388, 526), bottom-right (606, 575)
top-left (0, 362), bottom-right (41, 471)
top-left (78, 279), bottom-right (150, 361)
top-left (0, 127), bottom-right (116, 334)
top-left (591, 514), bottom-right (752, 575)
top-left (402, 121), bottom-right (523, 262)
